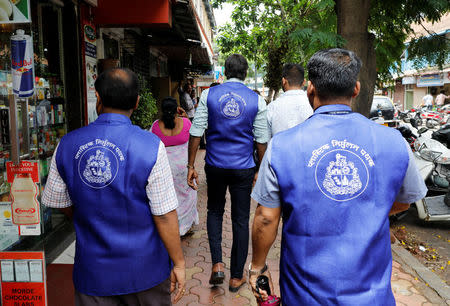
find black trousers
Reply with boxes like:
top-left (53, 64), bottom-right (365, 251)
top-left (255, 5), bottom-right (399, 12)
top-left (205, 163), bottom-right (256, 279)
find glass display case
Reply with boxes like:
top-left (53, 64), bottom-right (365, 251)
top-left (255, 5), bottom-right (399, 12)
top-left (0, 2), bottom-right (67, 251)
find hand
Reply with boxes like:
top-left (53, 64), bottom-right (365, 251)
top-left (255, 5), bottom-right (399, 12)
top-left (177, 107), bottom-right (187, 118)
top-left (253, 171), bottom-right (259, 188)
top-left (170, 265), bottom-right (186, 304)
top-left (249, 268), bottom-right (274, 303)
top-left (187, 168), bottom-right (198, 190)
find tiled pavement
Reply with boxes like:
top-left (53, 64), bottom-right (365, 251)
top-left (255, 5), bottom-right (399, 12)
top-left (50, 150), bottom-right (448, 305)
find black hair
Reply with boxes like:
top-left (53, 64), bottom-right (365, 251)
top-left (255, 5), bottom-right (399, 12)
top-left (183, 82), bottom-right (191, 92)
top-left (161, 97), bottom-right (178, 130)
top-left (282, 64), bottom-right (304, 87)
top-left (210, 82), bottom-right (220, 87)
top-left (440, 90), bottom-right (446, 94)
top-left (307, 48), bottom-right (362, 100)
top-left (225, 54), bottom-right (248, 81)
top-left (94, 68), bottom-right (139, 110)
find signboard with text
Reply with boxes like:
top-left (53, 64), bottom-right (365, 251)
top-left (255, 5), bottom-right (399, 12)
top-left (417, 73), bottom-right (444, 87)
top-left (6, 161), bottom-right (40, 235)
top-left (0, 252), bottom-right (47, 306)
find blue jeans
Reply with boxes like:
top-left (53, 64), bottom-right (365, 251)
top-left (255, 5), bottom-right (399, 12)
top-left (205, 164), bottom-right (256, 279)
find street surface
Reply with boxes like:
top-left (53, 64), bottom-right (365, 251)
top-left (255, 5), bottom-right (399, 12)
top-left (391, 206), bottom-right (450, 283)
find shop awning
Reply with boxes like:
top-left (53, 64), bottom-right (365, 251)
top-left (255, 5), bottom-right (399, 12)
top-left (94, 0), bottom-right (171, 27)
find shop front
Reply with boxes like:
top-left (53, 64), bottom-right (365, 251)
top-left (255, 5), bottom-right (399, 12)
top-left (0, 0), bottom-right (89, 261)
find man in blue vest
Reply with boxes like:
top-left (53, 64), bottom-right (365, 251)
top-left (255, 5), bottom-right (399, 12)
top-left (187, 54), bottom-right (269, 292)
top-left (249, 49), bottom-right (427, 305)
top-left (42, 68), bottom-right (186, 305)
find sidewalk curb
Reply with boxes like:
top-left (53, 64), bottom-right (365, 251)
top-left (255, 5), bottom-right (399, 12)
top-left (392, 243), bottom-right (450, 303)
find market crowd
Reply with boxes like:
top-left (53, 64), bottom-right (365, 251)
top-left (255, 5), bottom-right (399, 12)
top-left (42, 48), bottom-right (426, 306)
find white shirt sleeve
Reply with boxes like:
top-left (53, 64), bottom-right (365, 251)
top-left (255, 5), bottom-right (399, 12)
top-left (146, 142), bottom-right (179, 215)
top-left (42, 144), bottom-right (73, 208)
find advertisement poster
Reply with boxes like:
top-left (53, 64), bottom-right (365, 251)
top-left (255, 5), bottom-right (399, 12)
top-left (0, 252), bottom-right (47, 306)
top-left (0, 0), bottom-right (31, 24)
top-left (6, 161), bottom-right (40, 235)
top-left (0, 203), bottom-right (19, 250)
top-left (83, 22), bottom-right (98, 124)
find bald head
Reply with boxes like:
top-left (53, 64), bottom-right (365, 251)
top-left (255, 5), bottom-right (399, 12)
top-left (95, 68), bottom-right (139, 110)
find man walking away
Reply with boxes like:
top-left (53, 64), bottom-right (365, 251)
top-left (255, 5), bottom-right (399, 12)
top-left (42, 68), bottom-right (186, 305)
top-left (187, 54), bottom-right (269, 292)
top-left (267, 63), bottom-right (313, 137)
top-left (422, 92), bottom-right (434, 110)
top-left (249, 49), bottom-right (427, 305)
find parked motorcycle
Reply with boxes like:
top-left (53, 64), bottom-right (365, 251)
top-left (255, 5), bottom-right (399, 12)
top-left (420, 109), bottom-right (446, 128)
top-left (398, 121), bottom-right (450, 221)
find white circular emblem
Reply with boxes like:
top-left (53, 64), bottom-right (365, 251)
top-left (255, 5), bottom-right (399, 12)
top-left (78, 147), bottom-right (119, 189)
top-left (315, 149), bottom-right (369, 202)
top-left (220, 93), bottom-right (245, 119)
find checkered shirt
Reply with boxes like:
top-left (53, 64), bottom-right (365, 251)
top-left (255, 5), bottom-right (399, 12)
top-left (42, 141), bottom-right (178, 215)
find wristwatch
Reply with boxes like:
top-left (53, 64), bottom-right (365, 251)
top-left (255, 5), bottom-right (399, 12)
top-left (186, 164), bottom-right (195, 169)
top-left (248, 263), bottom-right (268, 276)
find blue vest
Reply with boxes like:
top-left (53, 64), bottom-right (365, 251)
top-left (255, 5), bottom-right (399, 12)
top-left (206, 81), bottom-right (259, 169)
top-left (270, 104), bottom-right (409, 305)
top-left (56, 113), bottom-right (171, 296)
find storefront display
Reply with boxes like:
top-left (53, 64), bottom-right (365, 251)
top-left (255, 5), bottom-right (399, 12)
top-left (0, 1), bottom-right (68, 252)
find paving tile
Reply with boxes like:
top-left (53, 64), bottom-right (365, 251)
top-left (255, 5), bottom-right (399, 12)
top-left (239, 287), bottom-right (258, 306)
top-left (186, 266), bottom-right (203, 281)
top-left (392, 261), bottom-right (402, 269)
top-left (190, 285), bottom-right (225, 305)
top-left (186, 256), bottom-right (205, 269)
top-left (394, 293), bottom-right (428, 306)
top-left (213, 292), bottom-right (250, 305)
top-left (184, 246), bottom-right (207, 257)
top-left (392, 279), bottom-right (414, 296)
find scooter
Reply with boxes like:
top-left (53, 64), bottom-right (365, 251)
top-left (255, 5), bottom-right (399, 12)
top-left (408, 119), bottom-right (450, 221)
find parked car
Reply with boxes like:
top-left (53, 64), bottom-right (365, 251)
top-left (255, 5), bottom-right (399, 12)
top-left (369, 96), bottom-right (395, 120)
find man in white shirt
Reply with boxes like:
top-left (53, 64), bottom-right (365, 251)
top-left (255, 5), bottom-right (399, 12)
top-left (267, 64), bottom-right (313, 138)
top-left (422, 93), bottom-right (433, 110)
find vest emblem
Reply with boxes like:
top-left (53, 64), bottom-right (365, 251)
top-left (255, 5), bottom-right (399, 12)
top-left (219, 92), bottom-right (246, 119)
top-left (78, 146), bottom-right (119, 189)
top-left (323, 153), bottom-right (362, 196)
top-left (83, 150), bottom-right (112, 184)
top-left (315, 149), bottom-right (369, 202)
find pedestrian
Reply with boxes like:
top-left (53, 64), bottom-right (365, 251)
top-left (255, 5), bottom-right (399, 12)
top-left (151, 97), bottom-right (199, 237)
top-left (267, 63), bottom-right (313, 137)
top-left (435, 90), bottom-right (449, 107)
top-left (180, 82), bottom-right (196, 120)
top-left (249, 48), bottom-right (427, 305)
top-left (422, 92), bottom-right (434, 110)
top-left (42, 68), bottom-right (186, 305)
top-left (187, 54), bottom-right (269, 292)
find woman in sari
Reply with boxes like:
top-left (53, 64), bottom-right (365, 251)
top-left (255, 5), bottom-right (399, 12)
top-left (150, 97), bottom-right (198, 236)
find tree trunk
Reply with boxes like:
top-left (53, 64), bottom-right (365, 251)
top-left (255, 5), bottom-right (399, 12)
top-left (336, 0), bottom-right (376, 117)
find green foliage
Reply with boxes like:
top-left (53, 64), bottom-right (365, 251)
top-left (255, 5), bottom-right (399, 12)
top-left (131, 76), bottom-right (158, 129)
top-left (213, 0), bottom-right (341, 99)
top-left (215, 0), bottom-right (450, 95)
top-left (369, 0), bottom-right (450, 84)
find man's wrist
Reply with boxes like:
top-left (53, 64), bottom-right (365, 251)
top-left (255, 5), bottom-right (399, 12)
top-left (187, 164), bottom-right (195, 169)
